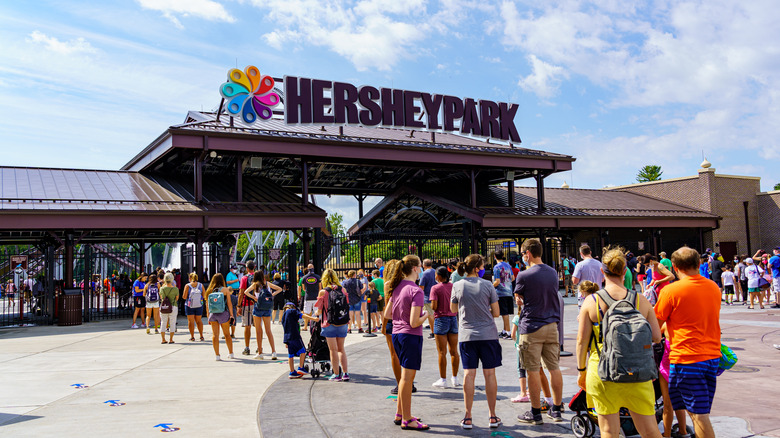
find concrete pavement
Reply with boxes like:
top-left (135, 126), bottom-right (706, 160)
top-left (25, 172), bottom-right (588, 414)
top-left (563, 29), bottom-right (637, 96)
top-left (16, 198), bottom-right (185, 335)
top-left (0, 296), bottom-right (778, 437)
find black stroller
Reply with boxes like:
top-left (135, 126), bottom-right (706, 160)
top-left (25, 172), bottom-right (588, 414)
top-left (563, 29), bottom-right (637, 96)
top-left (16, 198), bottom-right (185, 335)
top-left (569, 380), bottom-right (682, 438)
top-left (303, 320), bottom-right (332, 379)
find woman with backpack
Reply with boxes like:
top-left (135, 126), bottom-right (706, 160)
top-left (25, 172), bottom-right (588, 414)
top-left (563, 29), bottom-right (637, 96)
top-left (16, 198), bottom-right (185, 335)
top-left (387, 255), bottom-right (430, 431)
top-left (576, 248), bottom-right (662, 438)
top-left (244, 270), bottom-right (284, 359)
top-left (144, 274), bottom-right (161, 335)
top-left (314, 268), bottom-right (351, 381)
top-left (182, 272), bottom-right (205, 341)
top-left (206, 273), bottom-right (235, 360)
top-left (159, 272), bottom-right (179, 344)
top-left (745, 257), bottom-right (765, 309)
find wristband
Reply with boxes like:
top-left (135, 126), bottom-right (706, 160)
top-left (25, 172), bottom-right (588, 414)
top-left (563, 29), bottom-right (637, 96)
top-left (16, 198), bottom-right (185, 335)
top-left (577, 367), bottom-right (587, 372)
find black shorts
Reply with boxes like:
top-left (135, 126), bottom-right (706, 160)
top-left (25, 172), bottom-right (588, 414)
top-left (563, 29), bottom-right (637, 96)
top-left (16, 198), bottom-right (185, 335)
top-left (273, 298), bottom-right (285, 310)
top-left (134, 296), bottom-right (146, 308)
top-left (724, 284), bottom-right (734, 295)
top-left (498, 296), bottom-right (514, 316)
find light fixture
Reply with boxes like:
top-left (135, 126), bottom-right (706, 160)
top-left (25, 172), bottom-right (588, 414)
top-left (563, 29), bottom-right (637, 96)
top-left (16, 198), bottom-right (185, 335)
top-left (209, 151), bottom-right (217, 158)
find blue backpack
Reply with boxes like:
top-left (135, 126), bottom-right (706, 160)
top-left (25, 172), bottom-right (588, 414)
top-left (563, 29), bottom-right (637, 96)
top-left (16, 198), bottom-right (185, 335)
top-left (208, 291), bottom-right (226, 313)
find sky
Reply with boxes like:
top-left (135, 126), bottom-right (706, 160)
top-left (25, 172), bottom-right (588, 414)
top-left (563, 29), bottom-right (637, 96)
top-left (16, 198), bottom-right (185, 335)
top-left (1, 0), bottom-right (779, 229)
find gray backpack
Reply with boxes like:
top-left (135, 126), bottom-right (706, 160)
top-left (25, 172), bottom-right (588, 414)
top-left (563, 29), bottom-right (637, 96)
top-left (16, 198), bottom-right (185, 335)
top-left (595, 289), bottom-right (657, 383)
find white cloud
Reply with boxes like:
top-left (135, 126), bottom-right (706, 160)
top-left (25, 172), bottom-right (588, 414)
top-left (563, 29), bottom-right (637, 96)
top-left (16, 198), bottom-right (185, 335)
top-left (136, 0), bottom-right (235, 28)
top-left (252, 0), bottom-right (483, 71)
top-left (518, 54), bottom-right (568, 99)
top-left (26, 31), bottom-right (97, 55)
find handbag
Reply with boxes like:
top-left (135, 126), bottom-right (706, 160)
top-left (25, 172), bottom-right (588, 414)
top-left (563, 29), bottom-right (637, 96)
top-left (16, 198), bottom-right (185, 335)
top-left (753, 267), bottom-right (770, 289)
top-left (717, 343), bottom-right (738, 376)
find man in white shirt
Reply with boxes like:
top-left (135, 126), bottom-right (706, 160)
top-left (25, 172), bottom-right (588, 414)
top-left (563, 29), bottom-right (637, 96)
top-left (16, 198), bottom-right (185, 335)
top-left (571, 245), bottom-right (604, 308)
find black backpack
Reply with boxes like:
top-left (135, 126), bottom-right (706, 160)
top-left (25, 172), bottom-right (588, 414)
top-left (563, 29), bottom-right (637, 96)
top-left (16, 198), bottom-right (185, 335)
top-left (326, 286), bottom-right (350, 326)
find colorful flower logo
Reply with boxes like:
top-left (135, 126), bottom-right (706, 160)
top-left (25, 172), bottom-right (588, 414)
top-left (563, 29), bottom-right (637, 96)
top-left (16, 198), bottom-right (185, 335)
top-left (219, 66), bottom-right (280, 123)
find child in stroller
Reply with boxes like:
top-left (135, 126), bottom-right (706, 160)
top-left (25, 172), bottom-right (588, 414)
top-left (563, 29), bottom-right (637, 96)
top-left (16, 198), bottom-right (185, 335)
top-left (304, 319), bottom-right (333, 379)
top-left (568, 381), bottom-right (694, 438)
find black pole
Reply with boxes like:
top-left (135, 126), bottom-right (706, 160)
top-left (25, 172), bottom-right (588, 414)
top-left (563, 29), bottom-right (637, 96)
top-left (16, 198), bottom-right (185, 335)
top-left (363, 295), bottom-right (377, 337)
top-left (83, 245), bottom-right (91, 323)
top-left (743, 201), bottom-right (752, 254)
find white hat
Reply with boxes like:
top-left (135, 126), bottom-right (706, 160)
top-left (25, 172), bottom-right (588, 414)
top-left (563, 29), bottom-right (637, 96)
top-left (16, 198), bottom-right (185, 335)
top-left (745, 258), bottom-right (754, 264)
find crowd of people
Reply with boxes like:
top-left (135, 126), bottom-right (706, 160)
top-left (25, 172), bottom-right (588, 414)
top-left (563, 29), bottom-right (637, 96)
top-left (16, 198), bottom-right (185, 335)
top-left (65, 238), bottom-right (780, 436)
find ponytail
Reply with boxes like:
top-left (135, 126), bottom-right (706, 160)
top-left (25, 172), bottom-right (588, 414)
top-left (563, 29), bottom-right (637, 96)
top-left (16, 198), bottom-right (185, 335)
top-left (457, 254), bottom-right (483, 276)
top-left (384, 255), bottom-right (421, 298)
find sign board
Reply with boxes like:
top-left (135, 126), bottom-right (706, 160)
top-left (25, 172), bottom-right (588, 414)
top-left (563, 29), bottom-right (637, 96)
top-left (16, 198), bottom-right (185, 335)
top-left (220, 66), bottom-right (520, 142)
top-left (10, 255), bottom-right (28, 271)
top-left (269, 248), bottom-right (282, 261)
top-left (638, 242), bottom-right (645, 250)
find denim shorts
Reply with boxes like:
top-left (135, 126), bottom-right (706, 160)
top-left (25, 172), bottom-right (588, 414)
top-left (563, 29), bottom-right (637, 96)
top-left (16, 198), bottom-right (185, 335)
top-left (185, 305), bottom-right (204, 316)
top-left (369, 304), bottom-right (378, 313)
top-left (349, 303), bottom-right (361, 312)
top-left (322, 323), bottom-right (348, 338)
top-left (253, 307), bottom-right (272, 318)
top-left (385, 320), bottom-right (393, 335)
top-left (433, 315), bottom-right (458, 335)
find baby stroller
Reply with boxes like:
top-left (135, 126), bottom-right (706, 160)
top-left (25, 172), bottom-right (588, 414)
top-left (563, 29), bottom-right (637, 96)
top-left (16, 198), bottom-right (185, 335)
top-left (569, 380), bottom-right (681, 438)
top-left (304, 320), bottom-right (332, 379)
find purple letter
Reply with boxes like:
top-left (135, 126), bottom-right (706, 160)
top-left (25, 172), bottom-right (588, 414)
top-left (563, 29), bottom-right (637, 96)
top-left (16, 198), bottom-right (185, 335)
top-left (403, 91), bottom-right (424, 128)
top-left (499, 102), bottom-right (520, 142)
top-left (284, 76), bottom-right (312, 124)
top-left (479, 100), bottom-right (500, 139)
top-left (460, 98), bottom-right (480, 135)
top-left (381, 88), bottom-right (404, 127)
top-left (442, 96), bottom-right (464, 132)
top-left (311, 79), bottom-right (334, 124)
top-left (358, 86), bottom-right (381, 126)
top-left (421, 93), bottom-right (443, 130)
top-left (333, 82), bottom-right (359, 124)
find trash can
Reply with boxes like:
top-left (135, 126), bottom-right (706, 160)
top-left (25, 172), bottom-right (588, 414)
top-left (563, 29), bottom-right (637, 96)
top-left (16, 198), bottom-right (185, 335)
top-left (58, 288), bottom-right (83, 326)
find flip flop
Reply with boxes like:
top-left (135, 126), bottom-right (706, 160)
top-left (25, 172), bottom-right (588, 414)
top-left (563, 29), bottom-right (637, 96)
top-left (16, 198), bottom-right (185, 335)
top-left (169, 340), bottom-right (175, 344)
top-left (489, 416), bottom-right (502, 428)
top-left (161, 340), bottom-right (168, 344)
top-left (461, 417), bottom-right (473, 430)
top-left (189, 337), bottom-right (195, 342)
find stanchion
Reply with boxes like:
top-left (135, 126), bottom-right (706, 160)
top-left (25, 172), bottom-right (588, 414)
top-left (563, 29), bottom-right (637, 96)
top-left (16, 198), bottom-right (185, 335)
top-left (363, 296), bottom-right (377, 338)
top-left (559, 293), bottom-right (573, 357)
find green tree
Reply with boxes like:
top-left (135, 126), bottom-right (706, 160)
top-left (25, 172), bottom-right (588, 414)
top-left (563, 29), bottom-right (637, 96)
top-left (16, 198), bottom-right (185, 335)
top-left (774, 183), bottom-right (780, 191)
top-left (636, 165), bottom-right (663, 183)
top-left (327, 212), bottom-right (346, 235)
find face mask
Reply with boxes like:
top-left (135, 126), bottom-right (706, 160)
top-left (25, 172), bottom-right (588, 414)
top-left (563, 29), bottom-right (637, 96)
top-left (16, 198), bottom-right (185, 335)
top-left (478, 268), bottom-right (485, 277)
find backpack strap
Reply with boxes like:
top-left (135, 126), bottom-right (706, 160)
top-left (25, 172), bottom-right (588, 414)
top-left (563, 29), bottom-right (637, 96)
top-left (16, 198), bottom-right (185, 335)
top-left (625, 288), bottom-right (638, 307)
top-left (594, 289), bottom-right (615, 308)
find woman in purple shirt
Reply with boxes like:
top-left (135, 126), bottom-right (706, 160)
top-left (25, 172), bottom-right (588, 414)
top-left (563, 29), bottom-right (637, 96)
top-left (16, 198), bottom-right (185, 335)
top-left (388, 255), bottom-right (429, 431)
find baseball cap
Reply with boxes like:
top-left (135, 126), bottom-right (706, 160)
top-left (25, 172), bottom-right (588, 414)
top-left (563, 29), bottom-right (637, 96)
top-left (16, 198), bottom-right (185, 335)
top-left (745, 258), bottom-right (754, 264)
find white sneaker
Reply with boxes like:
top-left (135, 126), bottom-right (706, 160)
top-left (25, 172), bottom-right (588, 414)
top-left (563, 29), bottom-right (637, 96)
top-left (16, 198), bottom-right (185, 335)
top-left (228, 353), bottom-right (235, 359)
top-left (254, 353), bottom-right (263, 359)
top-left (271, 352), bottom-right (277, 360)
top-left (215, 355), bottom-right (222, 361)
top-left (432, 378), bottom-right (448, 388)
top-left (131, 324), bottom-right (138, 329)
top-left (451, 376), bottom-right (461, 387)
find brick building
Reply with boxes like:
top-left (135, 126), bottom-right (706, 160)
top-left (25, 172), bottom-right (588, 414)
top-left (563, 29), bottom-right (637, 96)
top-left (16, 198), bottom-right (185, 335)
top-left (607, 163), bottom-right (780, 260)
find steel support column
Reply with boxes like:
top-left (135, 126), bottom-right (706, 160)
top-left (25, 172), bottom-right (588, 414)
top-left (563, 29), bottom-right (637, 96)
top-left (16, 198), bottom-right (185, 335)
top-left (195, 233), bottom-right (204, 281)
top-left (83, 245), bottom-right (92, 323)
top-left (45, 244), bottom-right (55, 325)
top-left (535, 173), bottom-right (546, 211)
top-left (236, 158), bottom-right (243, 202)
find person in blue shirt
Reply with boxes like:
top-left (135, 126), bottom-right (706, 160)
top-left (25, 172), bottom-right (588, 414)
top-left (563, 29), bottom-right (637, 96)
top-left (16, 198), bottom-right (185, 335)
top-left (699, 255), bottom-right (711, 279)
top-left (131, 273), bottom-right (148, 329)
top-left (282, 301), bottom-right (317, 378)
top-left (769, 247), bottom-right (780, 308)
top-left (418, 259), bottom-right (437, 339)
top-left (492, 250), bottom-right (515, 339)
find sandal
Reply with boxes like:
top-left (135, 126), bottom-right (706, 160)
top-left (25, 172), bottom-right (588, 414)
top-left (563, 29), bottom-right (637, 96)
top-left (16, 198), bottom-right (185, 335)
top-left (200, 336), bottom-right (205, 341)
top-left (401, 419), bottom-right (429, 431)
top-left (169, 340), bottom-right (175, 344)
top-left (489, 416), bottom-right (502, 428)
top-left (189, 337), bottom-right (195, 342)
top-left (394, 414), bottom-right (422, 426)
top-left (161, 340), bottom-right (168, 344)
top-left (460, 417), bottom-right (473, 430)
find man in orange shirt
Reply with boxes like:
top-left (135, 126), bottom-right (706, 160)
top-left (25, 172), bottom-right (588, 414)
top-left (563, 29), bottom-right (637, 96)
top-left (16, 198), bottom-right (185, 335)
top-left (655, 247), bottom-right (721, 438)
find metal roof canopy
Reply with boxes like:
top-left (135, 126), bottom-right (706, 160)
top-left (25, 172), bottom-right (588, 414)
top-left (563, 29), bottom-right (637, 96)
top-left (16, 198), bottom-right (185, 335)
top-left (121, 112), bottom-right (575, 197)
top-left (350, 185), bottom-right (720, 235)
top-left (0, 166), bottom-right (326, 244)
